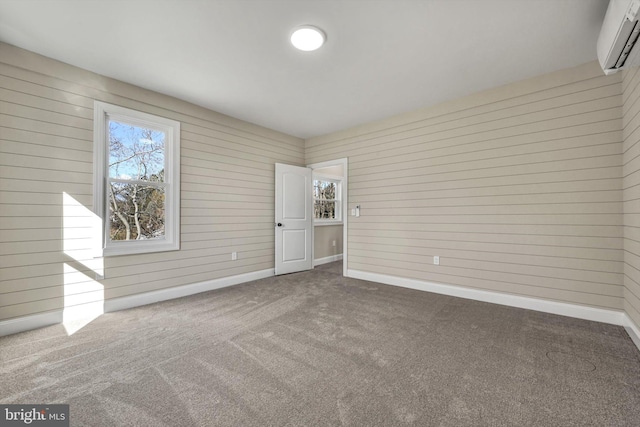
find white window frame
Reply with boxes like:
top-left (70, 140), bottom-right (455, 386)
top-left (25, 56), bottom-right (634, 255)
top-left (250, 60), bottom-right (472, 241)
top-left (313, 173), bottom-right (343, 225)
top-left (93, 101), bottom-right (180, 256)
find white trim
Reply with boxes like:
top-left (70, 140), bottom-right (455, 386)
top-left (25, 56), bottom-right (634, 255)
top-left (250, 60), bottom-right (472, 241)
top-left (3, 267), bottom-right (638, 354)
top-left (313, 254), bottom-right (343, 267)
top-left (0, 269), bottom-right (273, 337)
top-left (93, 101), bottom-right (181, 257)
top-left (314, 221), bottom-right (344, 226)
top-left (349, 268), bottom-right (640, 353)
top-left (347, 269), bottom-right (626, 325)
top-left (105, 268), bottom-right (274, 312)
top-left (0, 311), bottom-right (63, 337)
top-left (313, 172), bottom-right (343, 181)
top-left (93, 102), bottom-right (107, 233)
top-left (623, 313), bottom-right (640, 351)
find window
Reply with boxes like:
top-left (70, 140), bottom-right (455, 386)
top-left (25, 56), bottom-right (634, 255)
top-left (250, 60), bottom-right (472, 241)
top-left (93, 102), bottom-right (180, 256)
top-left (313, 175), bottom-right (342, 224)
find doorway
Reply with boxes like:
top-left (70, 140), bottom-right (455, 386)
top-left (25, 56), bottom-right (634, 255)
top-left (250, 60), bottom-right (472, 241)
top-left (308, 158), bottom-right (348, 277)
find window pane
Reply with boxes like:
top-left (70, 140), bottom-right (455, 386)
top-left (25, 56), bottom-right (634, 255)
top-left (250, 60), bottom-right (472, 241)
top-left (315, 200), bottom-right (336, 219)
top-left (108, 182), bottom-right (165, 241)
top-left (314, 180), bottom-right (336, 200)
top-left (108, 120), bottom-right (165, 182)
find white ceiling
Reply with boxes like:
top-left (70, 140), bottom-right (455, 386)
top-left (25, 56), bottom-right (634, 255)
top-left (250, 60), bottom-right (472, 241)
top-left (0, 0), bottom-right (609, 139)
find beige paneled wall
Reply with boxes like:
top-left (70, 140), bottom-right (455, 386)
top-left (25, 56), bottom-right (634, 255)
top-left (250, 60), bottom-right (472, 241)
top-left (622, 66), bottom-right (640, 331)
top-left (314, 225), bottom-right (343, 261)
top-left (306, 61), bottom-right (624, 310)
top-left (0, 41), bottom-right (632, 325)
top-left (0, 43), bottom-right (304, 321)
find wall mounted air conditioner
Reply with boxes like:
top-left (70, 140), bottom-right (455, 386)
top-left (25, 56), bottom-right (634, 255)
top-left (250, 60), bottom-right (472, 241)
top-left (598, 0), bottom-right (640, 74)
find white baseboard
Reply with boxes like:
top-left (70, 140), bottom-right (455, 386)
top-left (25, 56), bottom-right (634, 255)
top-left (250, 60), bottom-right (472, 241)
top-left (623, 313), bottom-right (640, 351)
top-left (104, 268), bottom-right (274, 312)
top-left (4, 266), bottom-right (639, 354)
top-left (346, 269), bottom-right (640, 352)
top-left (0, 310), bottom-right (63, 337)
top-left (314, 254), bottom-right (343, 267)
top-left (0, 268), bottom-right (274, 337)
top-left (347, 269), bottom-right (627, 326)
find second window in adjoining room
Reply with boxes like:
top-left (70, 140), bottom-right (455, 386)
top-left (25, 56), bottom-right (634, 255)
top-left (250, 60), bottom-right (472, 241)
top-left (313, 175), bottom-right (342, 224)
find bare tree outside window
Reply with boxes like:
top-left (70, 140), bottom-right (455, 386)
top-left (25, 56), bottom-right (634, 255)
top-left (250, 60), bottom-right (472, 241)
top-left (108, 121), bottom-right (166, 241)
top-left (314, 180), bottom-right (338, 220)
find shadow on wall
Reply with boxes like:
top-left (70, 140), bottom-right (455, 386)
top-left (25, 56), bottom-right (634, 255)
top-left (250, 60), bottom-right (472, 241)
top-left (62, 192), bottom-right (104, 335)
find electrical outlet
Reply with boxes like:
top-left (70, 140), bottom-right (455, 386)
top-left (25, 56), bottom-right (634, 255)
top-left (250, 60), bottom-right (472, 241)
top-left (232, 252), bottom-right (237, 261)
top-left (433, 256), bottom-right (440, 265)
top-left (332, 240), bottom-right (336, 247)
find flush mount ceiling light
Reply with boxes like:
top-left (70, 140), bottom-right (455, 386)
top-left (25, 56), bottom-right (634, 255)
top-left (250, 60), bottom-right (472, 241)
top-left (290, 25), bottom-right (326, 51)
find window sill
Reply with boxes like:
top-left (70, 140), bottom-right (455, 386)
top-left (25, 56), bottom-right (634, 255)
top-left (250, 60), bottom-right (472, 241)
top-left (314, 221), bottom-right (343, 227)
top-left (102, 241), bottom-right (179, 257)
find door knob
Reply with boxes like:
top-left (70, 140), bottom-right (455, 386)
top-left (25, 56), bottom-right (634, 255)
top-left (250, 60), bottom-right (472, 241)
top-left (277, 223), bottom-right (283, 227)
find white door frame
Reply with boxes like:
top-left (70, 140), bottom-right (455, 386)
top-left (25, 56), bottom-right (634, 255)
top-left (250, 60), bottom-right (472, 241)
top-left (307, 158), bottom-right (348, 277)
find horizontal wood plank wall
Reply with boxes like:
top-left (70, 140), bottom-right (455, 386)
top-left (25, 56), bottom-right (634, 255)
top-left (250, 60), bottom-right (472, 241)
top-left (314, 225), bottom-right (343, 260)
top-left (0, 43), bottom-right (304, 321)
top-left (623, 66), bottom-right (640, 331)
top-left (306, 61), bottom-right (624, 310)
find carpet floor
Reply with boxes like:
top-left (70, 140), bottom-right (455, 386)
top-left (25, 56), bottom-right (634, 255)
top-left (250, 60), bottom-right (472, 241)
top-left (1, 261), bottom-right (640, 426)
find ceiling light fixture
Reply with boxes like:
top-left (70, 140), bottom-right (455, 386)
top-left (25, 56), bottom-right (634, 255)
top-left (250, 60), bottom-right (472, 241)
top-left (290, 25), bottom-right (326, 51)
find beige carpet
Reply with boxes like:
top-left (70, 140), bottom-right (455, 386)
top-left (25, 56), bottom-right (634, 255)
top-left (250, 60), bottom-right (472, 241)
top-left (1, 261), bottom-right (639, 426)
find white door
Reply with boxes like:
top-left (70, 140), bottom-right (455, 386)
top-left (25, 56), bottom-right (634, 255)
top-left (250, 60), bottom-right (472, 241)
top-left (275, 163), bottom-right (313, 275)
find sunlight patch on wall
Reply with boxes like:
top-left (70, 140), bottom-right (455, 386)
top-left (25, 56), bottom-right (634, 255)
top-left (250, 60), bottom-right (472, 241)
top-left (62, 264), bottom-right (104, 335)
top-left (63, 192), bottom-right (104, 335)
